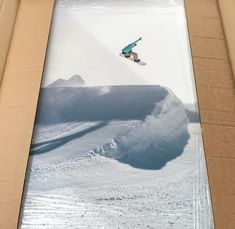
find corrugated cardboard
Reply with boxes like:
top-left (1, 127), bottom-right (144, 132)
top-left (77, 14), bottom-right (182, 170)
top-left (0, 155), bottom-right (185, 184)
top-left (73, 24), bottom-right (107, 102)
top-left (0, 0), bottom-right (19, 84)
top-left (0, 0), bottom-right (54, 228)
top-left (0, 0), bottom-right (234, 228)
top-left (217, 0), bottom-right (235, 79)
top-left (185, 0), bottom-right (235, 228)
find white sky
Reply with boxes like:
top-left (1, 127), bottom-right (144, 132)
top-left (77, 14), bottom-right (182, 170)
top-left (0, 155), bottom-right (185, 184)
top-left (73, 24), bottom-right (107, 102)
top-left (42, 0), bottom-right (197, 104)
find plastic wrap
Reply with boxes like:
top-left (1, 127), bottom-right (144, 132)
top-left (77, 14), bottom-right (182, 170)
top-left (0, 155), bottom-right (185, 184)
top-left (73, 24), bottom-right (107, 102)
top-left (19, 0), bottom-right (214, 228)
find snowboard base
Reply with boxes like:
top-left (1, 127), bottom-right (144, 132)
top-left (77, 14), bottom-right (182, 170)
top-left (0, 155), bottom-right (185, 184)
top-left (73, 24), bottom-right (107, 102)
top-left (120, 53), bottom-right (146, 66)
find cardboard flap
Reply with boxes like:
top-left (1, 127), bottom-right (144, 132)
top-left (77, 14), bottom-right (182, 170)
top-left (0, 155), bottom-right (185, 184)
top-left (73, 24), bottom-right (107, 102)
top-left (0, 0), bottom-right (19, 84)
top-left (185, 0), bottom-right (235, 228)
top-left (0, 0), bottom-right (54, 228)
top-left (217, 0), bottom-right (235, 81)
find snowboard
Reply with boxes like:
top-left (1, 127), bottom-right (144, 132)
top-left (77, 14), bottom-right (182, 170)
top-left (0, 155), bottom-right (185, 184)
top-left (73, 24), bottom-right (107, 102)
top-left (120, 53), bottom-right (146, 66)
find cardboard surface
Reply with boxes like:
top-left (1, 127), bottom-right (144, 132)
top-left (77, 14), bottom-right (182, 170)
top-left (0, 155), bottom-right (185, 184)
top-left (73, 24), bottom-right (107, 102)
top-left (0, 0), bottom-right (234, 228)
top-left (0, 0), bottom-right (54, 228)
top-left (218, 0), bottom-right (235, 80)
top-left (185, 0), bottom-right (235, 228)
top-left (0, 0), bottom-right (19, 84)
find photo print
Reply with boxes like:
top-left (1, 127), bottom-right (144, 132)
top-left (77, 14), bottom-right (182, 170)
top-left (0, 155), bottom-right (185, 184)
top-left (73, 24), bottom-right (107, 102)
top-left (20, 1), bottom-right (214, 228)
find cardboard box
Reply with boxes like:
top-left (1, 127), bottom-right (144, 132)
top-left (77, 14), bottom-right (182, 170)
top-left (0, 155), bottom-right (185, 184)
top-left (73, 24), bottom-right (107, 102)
top-left (0, 0), bottom-right (19, 84)
top-left (217, 0), bottom-right (235, 79)
top-left (0, 1), bottom-right (54, 228)
top-left (0, 0), bottom-right (234, 228)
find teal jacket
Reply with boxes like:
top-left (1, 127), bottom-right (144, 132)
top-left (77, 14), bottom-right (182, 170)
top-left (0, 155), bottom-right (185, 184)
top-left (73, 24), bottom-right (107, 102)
top-left (122, 37), bottom-right (142, 54)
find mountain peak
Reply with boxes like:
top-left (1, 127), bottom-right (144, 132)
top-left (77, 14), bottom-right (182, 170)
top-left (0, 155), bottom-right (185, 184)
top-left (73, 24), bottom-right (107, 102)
top-left (47, 75), bottom-right (86, 88)
top-left (68, 75), bottom-right (85, 84)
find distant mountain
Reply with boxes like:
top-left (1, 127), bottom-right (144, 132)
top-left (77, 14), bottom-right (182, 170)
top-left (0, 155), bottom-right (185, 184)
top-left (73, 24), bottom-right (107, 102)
top-left (47, 75), bottom-right (86, 88)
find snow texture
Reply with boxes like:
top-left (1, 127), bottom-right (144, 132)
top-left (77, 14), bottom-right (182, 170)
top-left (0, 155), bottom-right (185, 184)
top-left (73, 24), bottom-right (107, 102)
top-left (32, 85), bottom-right (189, 170)
top-left (90, 90), bottom-right (189, 169)
top-left (19, 85), bottom-right (214, 228)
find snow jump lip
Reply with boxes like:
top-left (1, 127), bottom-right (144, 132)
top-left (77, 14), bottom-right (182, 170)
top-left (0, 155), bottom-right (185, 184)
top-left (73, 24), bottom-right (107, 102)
top-left (31, 85), bottom-right (189, 170)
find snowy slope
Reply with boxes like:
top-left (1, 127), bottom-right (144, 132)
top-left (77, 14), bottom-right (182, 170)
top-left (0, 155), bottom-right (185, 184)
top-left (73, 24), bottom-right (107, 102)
top-left (19, 85), bottom-right (214, 228)
top-left (20, 124), bottom-right (213, 229)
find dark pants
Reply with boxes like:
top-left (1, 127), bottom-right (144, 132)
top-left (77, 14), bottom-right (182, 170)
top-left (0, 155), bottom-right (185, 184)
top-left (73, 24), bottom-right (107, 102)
top-left (123, 51), bottom-right (138, 60)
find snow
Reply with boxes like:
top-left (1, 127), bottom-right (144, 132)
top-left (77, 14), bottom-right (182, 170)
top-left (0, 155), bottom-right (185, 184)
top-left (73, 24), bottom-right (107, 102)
top-left (20, 124), bottom-right (213, 229)
top-left (19, 86), bottom-right (214, 228)
top-left (90, 91), bottom-right (189, 169)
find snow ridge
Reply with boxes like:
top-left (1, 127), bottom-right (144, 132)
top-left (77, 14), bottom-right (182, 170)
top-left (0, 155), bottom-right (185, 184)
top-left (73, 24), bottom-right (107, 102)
top-left (91, 90), bottom-right (189, 169)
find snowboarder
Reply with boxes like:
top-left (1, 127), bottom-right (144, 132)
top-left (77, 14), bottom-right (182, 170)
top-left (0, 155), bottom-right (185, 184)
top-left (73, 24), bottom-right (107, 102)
top-left (122, 37), bottom-right (142, 62)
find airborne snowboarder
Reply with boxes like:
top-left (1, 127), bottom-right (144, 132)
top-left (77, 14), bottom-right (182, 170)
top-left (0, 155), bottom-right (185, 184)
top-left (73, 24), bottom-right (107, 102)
top-left (121, 37), bottom-right (142, 62)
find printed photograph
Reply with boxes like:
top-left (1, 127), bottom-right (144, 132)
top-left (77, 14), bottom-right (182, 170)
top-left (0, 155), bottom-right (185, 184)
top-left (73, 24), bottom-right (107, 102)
top-left (20, 0), bottom-right (214, 228)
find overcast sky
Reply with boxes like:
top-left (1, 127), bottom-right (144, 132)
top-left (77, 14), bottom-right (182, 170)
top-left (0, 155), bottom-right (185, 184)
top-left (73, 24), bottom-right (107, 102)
top-left (42, 0), bottom-right (197, 104)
